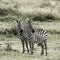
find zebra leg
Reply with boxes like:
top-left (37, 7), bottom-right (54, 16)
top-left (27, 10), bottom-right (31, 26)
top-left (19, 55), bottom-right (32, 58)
top-left (40, 43), bottom-right (44, 55)
top-left (21, 40), bottom-right (25, 53)
top-left (44, 41), bottom-right (47, 56)
top-left (29, 41), bottom-right (31, 51)
top-left (29, 41), bottom-right (33, 54)
top-left (31, 42), bottom-right (34, 54)
top-left (32, 43), bottom-right (35, 50)
top-left (25, 40), bottom-right (29, 53)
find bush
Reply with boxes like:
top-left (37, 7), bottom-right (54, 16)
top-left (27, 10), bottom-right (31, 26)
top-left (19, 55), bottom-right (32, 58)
top-left (11, 27), bottom-right (18, 35)
top-left (0, 8), bottom-right (20, 16)
top-left (47, 30), bottom-right (60, 34)
top-left (32, 13), bottom-right (56, 21)
top-left (0, 27), bottom-right (18, 36)
top-left (0, 8), bottom-right (22, 22)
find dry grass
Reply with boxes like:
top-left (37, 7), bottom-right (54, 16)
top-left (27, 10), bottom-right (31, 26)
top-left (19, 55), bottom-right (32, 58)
top-left (0, 21), bottom-right (60, 60)
top-left (0, 34), bottom-right (60, 60)
top-left (0, 0), bottom-right (60, 60)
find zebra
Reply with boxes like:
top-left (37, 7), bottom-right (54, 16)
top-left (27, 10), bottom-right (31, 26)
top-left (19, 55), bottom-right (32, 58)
top-left (16, 20), bottom-right (29, 53)
top-left (16, 20), bottom-right (36, 54)
top-left (25, 20), bottom-right (35, 54)
top-left (27, 20), bottom-right (48, 55)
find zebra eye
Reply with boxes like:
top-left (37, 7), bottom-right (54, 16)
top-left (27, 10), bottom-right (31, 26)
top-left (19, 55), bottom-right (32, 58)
top-left (32, 29), bottom-right (35, 33)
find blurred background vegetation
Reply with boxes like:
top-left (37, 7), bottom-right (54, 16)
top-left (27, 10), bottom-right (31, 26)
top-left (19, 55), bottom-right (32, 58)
top-left (0, 0), bottom-right (60, 35)
top-left (0, 0), bottom-right (60, 21)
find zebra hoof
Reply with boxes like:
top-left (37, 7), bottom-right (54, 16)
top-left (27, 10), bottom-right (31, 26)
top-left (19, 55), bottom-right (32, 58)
top-left (46, 53), bottom-right (47, 56)
top-left (22, 50), bottom-right (25, 53)
top-left (30, 52), bottom-right (33, 55)
top-left (27, 50), bottom-right (29, 53)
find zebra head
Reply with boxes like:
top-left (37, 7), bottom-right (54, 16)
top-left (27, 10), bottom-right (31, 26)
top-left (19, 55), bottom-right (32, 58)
top-left (16, 20), bottom-right (23, 34)
top-left (27, 20), bottom-right (35, 33)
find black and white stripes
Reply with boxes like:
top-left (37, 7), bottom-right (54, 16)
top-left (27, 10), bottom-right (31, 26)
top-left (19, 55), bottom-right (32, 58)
top-left (16, 20), bottom-right (48, 55)
top-left (16, 20), bottom-right (29, 53)
top-left (27, 20), bottom-right (48, 55)
top-left (36, 29), bottom-right (47, 43)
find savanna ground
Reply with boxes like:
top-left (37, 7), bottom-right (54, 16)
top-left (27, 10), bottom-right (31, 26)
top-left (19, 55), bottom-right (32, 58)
top-left (0, 0), bottom-right (60, 60)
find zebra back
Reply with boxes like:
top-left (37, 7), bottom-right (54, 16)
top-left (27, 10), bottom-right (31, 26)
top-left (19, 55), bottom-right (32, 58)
top-left (35, 28), bottom-right (47, 43)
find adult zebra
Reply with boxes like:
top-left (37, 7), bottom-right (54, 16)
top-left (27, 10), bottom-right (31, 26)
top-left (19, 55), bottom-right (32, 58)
top-left (27, 20), bottom-right (48, 55)
top-left (16, 20), bottom-right (29, 53)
